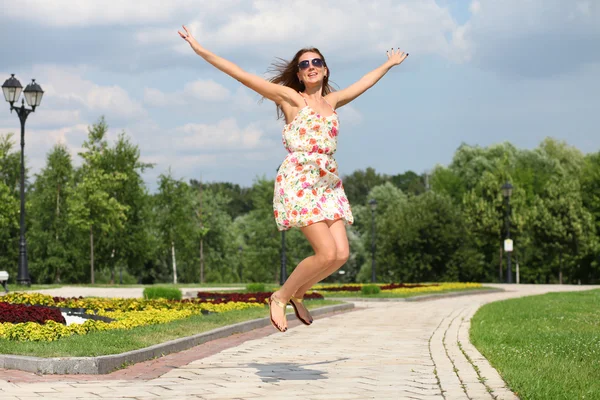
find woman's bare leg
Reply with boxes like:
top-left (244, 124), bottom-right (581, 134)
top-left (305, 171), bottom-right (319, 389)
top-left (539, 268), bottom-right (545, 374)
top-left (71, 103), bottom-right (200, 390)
top-left (270, 221), bottom-right (338, 330)
top-left (294, 219), bottom-right (349, 298)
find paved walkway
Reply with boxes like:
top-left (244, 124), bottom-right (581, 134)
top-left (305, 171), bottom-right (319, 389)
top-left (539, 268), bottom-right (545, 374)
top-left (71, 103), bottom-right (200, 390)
top-left (1, 284), bottom-right (598, 399)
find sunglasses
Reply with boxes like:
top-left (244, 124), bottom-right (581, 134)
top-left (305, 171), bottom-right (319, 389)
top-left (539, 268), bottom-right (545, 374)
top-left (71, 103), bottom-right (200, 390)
top-left (298, 58), bottom-right (324, 70)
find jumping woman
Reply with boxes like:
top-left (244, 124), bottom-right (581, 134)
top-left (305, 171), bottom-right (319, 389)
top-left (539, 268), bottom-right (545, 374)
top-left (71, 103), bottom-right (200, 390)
top-left (178, 25), bottom-right (408, 332)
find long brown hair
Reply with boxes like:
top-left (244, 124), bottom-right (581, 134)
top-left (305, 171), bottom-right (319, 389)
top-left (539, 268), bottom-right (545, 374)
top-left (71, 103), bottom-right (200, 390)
top-left (267, 47), bottom-right (335, 120)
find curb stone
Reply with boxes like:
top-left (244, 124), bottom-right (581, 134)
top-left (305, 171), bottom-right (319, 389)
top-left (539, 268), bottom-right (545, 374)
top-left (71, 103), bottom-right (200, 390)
top-left (331, 287), bottom-right (505, 302)
top-left (0, 303), bottom-right (353, 375)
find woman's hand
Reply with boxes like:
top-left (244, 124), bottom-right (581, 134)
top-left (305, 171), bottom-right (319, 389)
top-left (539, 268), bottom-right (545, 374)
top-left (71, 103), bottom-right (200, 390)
top-left (178, 25), bottom-right (199, 48)
top-left (386, 48), bottom-right (409, 66)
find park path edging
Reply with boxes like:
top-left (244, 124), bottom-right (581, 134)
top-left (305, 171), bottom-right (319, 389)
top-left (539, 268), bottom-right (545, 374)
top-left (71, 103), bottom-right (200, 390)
top-left (0, 303), bottom-right (353, 375)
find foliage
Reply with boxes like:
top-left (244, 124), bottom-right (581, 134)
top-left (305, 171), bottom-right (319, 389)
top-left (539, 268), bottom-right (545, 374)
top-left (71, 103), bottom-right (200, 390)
top-left (1, 114), bottom-right (598, 286)
top-left (246, 283), bottom-right (266, 292)
top-left (143, 286), bottom-right (182, 300)
top-left (361, 284), bottom-right (381, 295)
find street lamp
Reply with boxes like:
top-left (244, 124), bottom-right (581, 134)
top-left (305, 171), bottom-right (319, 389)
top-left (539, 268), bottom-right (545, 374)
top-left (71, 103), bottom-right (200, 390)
top-left (280, 231), bottom-right (287, 285)
top-left (2, 74), bottom-right (44, 287)
top-left (501, 181), bottom-right (513, 284)
top-left (369, 198), bottom-right (377, 283)
top-left (238, 245), bottom-right (243, 283)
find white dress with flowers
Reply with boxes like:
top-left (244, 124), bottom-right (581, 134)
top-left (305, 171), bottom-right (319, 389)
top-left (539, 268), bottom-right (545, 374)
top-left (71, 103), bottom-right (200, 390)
top-left (273, 97), bottom-right (354, 231)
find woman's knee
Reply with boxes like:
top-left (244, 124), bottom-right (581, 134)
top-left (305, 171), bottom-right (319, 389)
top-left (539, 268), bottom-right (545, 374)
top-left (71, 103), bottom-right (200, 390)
top-left (337, 248), bottom-right (349, 264)
top-left (316, 248), bottom-right (337, 266)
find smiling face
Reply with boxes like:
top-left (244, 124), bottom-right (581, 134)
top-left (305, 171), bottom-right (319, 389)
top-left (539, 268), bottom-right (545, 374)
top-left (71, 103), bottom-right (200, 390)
top-left (297, 51), bottom-right (328, 87)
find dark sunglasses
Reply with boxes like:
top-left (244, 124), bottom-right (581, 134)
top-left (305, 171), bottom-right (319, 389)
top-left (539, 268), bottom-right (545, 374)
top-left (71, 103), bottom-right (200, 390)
top-left (298, 58), bottom-right (324, 70)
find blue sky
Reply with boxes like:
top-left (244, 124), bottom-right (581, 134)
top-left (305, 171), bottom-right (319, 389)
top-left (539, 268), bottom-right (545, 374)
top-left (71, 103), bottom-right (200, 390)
top-left (0, 0), bottom-right (598, 191)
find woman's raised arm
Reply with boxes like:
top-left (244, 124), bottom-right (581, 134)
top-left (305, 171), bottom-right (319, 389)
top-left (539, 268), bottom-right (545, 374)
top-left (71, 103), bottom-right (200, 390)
top-left (327, 48), bottom-right (408, 109)
top-left (178, 25), bottom-right (297, 105)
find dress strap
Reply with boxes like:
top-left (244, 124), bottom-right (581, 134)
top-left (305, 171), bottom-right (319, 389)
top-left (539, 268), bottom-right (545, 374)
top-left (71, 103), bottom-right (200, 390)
top-left (298, 92), bottom-right (309, 106)
top-left (323, 98), bottom-right (335, 111)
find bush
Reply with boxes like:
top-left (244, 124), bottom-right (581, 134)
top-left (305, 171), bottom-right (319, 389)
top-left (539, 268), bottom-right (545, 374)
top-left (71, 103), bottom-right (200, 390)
top-left (246, 283), bottom-right (266, 292)
top-left (143, 286), bottom-right (182, 300)
top-left (361, 285), bottom-right (381, 295)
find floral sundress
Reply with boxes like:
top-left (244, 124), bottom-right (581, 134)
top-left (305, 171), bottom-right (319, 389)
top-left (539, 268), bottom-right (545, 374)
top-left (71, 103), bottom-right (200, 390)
top-left (273, 95), bottom-right (354, 231)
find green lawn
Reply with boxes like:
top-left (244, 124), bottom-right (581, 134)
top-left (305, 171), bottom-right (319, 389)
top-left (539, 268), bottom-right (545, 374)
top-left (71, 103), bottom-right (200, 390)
top-left (470, 289), bottom-right (600, 400)
top-left (0, 299), bottom-right (340, 357)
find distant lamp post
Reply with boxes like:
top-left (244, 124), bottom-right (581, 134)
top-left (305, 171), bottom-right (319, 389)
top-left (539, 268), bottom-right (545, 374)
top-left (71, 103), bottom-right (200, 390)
top-left (238, 245), bottom-right (244, 283)
top-left (369, 198), bottom-right (378, 283)
top-left (2, 74), bottom-right (44, 287)
top-left (501, 181), bottom-right (513, 284)
top-left (280, 231), bottom-right (287, 286)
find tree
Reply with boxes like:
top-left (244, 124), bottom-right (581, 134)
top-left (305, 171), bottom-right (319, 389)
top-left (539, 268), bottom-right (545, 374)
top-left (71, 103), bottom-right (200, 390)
top-left (154, 171), bottom-right (195, 284)
top-left (531, 177), bottom-right (597, 284)
top-left (68, 118), bottom-right (128, 284)
top-left (27, 144), bottom-right (76, 283)
top-left (97, 132), bottom-right (154, 283)
top-left (341, 167), bottom-right (387, 205)
top-left (0, 134), bottom-right (22, 281)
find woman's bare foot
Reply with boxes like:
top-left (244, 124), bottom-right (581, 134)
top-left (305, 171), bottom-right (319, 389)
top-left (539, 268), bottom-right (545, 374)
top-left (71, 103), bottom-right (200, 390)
top-left (269, 291), bottom-right (288, 332)
top-left (290, 295), bottom-right (313, 325)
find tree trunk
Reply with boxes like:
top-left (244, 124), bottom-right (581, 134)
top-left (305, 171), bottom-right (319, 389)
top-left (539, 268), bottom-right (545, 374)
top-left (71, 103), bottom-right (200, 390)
top-left (200, 237), bottom-right (204, 284)
top-left (172, 241), bottom-right (177, 284)
top-left (90, 225), bottom-right (95, 284)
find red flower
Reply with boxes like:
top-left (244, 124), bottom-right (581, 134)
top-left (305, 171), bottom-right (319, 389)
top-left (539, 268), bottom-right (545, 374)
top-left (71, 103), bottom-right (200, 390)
top-left (312, 208), bottom-right (320, 215)
top-left (274, 210), bottom-right (279, 218)
top-left (276, 175), bottom-right (282, 182)
top-left (297, 190), bottom-right (304, 197)
top-left (320, 169), bottom-right (327, 177)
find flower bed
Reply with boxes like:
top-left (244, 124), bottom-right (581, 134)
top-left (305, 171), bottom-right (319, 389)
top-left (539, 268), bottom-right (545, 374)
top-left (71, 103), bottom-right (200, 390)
top-left (313, 282), bottom-right (482, 294)
top-left (196, 291), bottom-right (324, 303)
top-left (314, 283), bottom-right (436, 292)
top-left (0, 302), bottom-right (66, 325)
top-left (0, 292), bottom-right (264, 342)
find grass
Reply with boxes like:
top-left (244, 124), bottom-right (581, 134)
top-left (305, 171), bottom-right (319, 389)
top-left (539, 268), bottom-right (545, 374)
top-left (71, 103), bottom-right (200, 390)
top-left (320, 285), bottom-right (495, 298)
top-left (0, 299), bottom-right (340, 357)
top-left (470, 289), bottom-right (600, 400)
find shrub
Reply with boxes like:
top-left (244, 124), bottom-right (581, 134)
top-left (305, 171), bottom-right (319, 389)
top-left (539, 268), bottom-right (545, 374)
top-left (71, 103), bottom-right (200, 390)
top-left (246, 283), bottom-right (266, 292)
top-left (361, 285), bottom-right (381, 295)
top-left (143, 286), bottom-right (182, 300)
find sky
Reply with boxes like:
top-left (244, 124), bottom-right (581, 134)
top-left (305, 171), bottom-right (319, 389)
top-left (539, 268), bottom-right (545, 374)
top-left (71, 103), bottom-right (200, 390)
top-left (0, 0), bottom-right (598, 191)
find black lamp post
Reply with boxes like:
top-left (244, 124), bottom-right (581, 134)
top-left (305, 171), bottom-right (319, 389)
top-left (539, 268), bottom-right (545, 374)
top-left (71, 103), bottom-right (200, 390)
top-left (2, 74), bottom-right (44, 287)
top-left (238, 245), bottom-right (243, 283)
top-left (280, 231), bottom-right (287, 285)
top-left (501, 181), bottom-right (513, 284)
top-left (369, 198), bottom-right (377, 283)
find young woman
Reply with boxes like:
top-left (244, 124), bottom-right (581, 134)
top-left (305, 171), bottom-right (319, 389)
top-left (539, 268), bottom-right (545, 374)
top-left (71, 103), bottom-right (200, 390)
top-left (178, 25), bottom-right (408, 332)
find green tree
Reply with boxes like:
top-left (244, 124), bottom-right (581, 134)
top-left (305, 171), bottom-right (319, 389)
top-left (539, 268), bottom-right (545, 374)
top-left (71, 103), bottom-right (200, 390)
top-left (27, 144), bottom-right (77, 283)
top-left (531, 177), bottom-right (597, 284)
top-left (154, 171), bottom-right (195, 284)
top-left (97, 132), bottom-right (154, 283)
top-left (68, 118), bottom-right (128, 284)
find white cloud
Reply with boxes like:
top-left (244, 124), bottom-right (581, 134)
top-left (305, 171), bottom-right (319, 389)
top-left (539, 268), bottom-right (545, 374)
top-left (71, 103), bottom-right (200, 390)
top-left (25, 65), bottom-right (147, 122)
top-left (144, 79), bottom-right (230, 108)
top-left (177, 118), bottom-right (269, 151)
top-left (183, 80), bottom-right (230, 101)
top-left (140, 0), bottom-right (458, 60)
top-left (2, 0), bottom-right (196, 27)
top-left (453, 0), bottom-right (600, 76)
